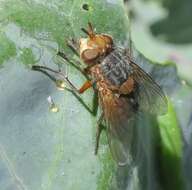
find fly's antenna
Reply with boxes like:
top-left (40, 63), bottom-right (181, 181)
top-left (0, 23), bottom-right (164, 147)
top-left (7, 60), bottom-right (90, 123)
top-left (88, 22), bottom-right (94, 35)
top-left (81, 22), bottom-right (95, 38)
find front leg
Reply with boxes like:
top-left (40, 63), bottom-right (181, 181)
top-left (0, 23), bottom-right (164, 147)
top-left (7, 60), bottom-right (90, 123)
top-left (32, 64), bottom-right (105, 154)
top-left (57, 51), bottom-right (86, 76)
top-left (31, 65), bottom-right (98, 114)
top-left (67, 38), bottom-right (79, 56)
top-left (57, 50), bottom-right (93, 80)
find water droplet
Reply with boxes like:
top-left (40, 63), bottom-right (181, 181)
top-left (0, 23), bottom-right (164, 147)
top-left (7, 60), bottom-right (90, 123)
top-left (56, 80), bottom-right (66, 91)
top-left (49, 104), bottom-right (59, 113)
top-left (47, 96), bottom-right (59, 113)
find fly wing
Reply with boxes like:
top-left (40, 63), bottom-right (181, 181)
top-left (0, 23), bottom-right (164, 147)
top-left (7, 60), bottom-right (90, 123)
top-left (101, 94), bottom-right (137, 166)
top-left (130, 61), bottom-right (168, 115)
top-left (99, 47), bottom-right (167, 166)
top-left (100, 62), bottom-right (167, 165)
top-left (106, 46), bottom-right (167, 115)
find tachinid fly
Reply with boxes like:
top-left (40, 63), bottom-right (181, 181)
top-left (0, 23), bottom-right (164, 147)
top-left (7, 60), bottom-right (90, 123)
top-left (32, 23), bottom-right (167, 166)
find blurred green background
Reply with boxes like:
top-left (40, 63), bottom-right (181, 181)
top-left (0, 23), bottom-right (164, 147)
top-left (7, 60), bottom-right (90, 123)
top-left (128, 0), bottom-right (192, 83)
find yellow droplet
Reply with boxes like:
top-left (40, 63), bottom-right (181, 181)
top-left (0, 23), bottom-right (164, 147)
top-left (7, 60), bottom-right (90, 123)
top-left (49, 104), bottom-right (59, 113)
top-left (56, 80), bottom-right (66, 91)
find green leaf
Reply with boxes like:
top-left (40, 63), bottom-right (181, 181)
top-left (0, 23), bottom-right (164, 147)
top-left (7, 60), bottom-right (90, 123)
top-left (0, 32), bottom-right (16, 66)
top-left (0, 0), bottom-right (188, 190)
top-left (130, 0), bottom-right (192, 83)
top-left (19, 48), bottom-right (37, 66)
top-left (158, 99), bottom-right (184, 190)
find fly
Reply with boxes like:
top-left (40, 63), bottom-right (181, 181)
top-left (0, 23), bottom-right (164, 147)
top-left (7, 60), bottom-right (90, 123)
top-left (32, 23), bottom-right (168, 166)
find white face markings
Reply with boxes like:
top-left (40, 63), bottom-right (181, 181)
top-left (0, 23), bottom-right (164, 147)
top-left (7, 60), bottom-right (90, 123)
top-left (79, 38), bottom-right (89, 58)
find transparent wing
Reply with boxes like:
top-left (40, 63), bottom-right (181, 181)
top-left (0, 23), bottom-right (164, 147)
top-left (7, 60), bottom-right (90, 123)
top-left (130, 61), bottom-right (168, 115)
top-left (100, 47), bottom-right (167, 165)
top-left (103, 46), bottom-right (167, 115)
top-left (101, 95), bottom-right (137, 166)
top-left (106, 116), bottom-right (136, 166)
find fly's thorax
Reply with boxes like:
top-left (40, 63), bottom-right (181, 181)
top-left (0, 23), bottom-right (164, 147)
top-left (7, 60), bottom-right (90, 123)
top-left (101, 48), bottom-right (132, 86)
top-left (90, 64), bottom-right (105, 82)
top-left (89, 65), bottom-right (112, 96)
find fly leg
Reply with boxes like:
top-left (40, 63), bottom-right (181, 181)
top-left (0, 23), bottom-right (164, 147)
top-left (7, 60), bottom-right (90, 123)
top-left (95, 112), bottom-right (105, 155)
top-left (57, 39), bottom-right (93, 78)
top-left (32, 64), bottom-right (92, 93)
top-left (57, 38), bottom-right (84, 72)
top-left (31, 65), bottom-right (97, 114)
top-left (57, 50), bottom-right (91, 80)
top-left (67, 38), bottom-right (79, 56)
top-left (32, 65), bottom-right (92, 94)
top-left (57, 51), bottom-right (86, 75)
top-left (32, 63), bottom-right (101, 152)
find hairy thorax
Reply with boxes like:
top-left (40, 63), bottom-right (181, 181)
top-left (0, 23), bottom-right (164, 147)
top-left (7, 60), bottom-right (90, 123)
top-left (89, 48), bottom-right (134, 98)
top-left (90, 64), bottom-right (113, 98)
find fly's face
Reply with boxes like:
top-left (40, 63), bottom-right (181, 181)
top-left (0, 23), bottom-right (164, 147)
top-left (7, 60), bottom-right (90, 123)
top-left (79, 23), bottom-right (113, 64)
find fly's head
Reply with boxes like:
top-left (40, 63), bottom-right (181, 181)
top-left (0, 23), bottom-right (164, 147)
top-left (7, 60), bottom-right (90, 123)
top-left (79, 23), bottom-right (113, 64)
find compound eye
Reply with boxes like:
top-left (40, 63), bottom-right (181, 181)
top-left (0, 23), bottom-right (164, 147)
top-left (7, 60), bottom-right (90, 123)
top-left (81, 49), bottom-right (99, 62)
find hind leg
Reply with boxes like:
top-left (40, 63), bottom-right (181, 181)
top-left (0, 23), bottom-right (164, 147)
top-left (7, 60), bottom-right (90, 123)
top-left (95, 112), bottom-right (105, 155)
